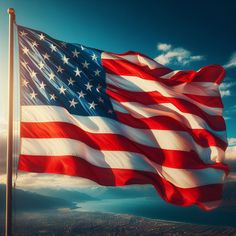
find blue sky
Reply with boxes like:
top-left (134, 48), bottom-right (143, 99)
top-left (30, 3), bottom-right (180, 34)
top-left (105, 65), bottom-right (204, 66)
top-left (0, 0), bottom-right (235, 135)
top-left (1, 0), bottom-right (235, 162)
top-left (0, 0), bottom-right (236, 223)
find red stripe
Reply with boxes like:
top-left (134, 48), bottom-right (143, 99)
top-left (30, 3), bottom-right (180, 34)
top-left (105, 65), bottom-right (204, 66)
top-left (107, 87), bottom-right (226, 132)
top-left (102, 55), bottom-right (225, 85)
top-left (102, 58), bottom-right (176, 82)
top-left (114, 112), bottom-right (227, 150)
top-left (103, 51), bottom-right (173, 76)
top-left (191, 65), bottom-right (225, 84)
top-left (164, 70), bottom-right (196, 82)
top-left (21, 122), bottom-right (229, 172)
top-left (18, 154), bottom-right (224, 210)
top-left (106, 51), bottom-right (168, 66)
top-left (107, 84), bottom-right (223, 109)
top-left (183, 93), bottom-right (223, 108)
top-left (102, 58), bottom-right (225, 86)
top-left (108, 87), bottom-right (225, 131)
top-left (166, 65), bottom-right (225, 84)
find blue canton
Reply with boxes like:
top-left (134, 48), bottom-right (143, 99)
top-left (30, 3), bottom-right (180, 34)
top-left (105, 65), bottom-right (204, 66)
top-left (18, 25), bottom-right (116, 118)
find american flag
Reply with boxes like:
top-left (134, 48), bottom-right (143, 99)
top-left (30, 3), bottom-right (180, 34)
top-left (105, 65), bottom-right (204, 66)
top-left (18, 25), bottom-right (229, 210)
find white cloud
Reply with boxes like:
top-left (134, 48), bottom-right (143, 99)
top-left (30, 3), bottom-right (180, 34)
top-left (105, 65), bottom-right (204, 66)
top-left (223, 105), bottom-right (236, 120)
top-left (224, 52), bottom-right (236, 69)
top-left (226, 173), bottom-right (236, 182)
top-left (220, 89), bottom-right (231, 97)
top-left (225, 146), bottom-right (236, 161)
top-left (157, 43), bottom-right (171, 51)
top-left (155, 43), bottom-right (204, 66)
top-left (224, 116), bottom-right (231, 120)
top-left (228, 138), bottom-right (236, 146)
top-left (0, 172), bottom-right (97, 190)
top-left (219, 82), bottom-right (236, 97)
top-left (220, 82), bottom-right (232, 90)
top-left (190, 55), bottom-right (203, 61)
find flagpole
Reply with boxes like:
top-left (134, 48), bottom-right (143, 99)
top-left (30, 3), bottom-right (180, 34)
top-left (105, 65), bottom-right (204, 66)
top-left (6, 8), bottom-right (15, 236)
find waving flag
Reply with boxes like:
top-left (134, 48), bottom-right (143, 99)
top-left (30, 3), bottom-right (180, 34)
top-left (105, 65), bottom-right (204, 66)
top-left (17, 25), bottom-right (229, 210)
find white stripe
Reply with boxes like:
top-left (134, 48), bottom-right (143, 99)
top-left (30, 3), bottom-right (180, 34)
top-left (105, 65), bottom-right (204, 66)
top-left (22, 105), bottom-right (226, 163)
top-left (108, 85), bottom-right (221, 116)
top-left (106, 73), bottom-right (220, 97)
top-left (160, 70), bottom-right (180, 79)
top-left (102, 52), bottom-right (164, 70)
top-left (160, 70), bottom-right (220, 89)
top-left (109, 88), bottom-right (223, 122)
top-left (112, 99), bottom-right (227, 163)
top-left (21, 138), bottom-right (225, 188)
top-left (107, 74), bottom-right (222, 116)
top-left (111, 99), bottom-right (226, 141)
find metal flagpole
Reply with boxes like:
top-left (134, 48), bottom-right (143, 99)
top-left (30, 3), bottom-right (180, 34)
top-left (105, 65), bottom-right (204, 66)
top-left (6, 8), bottom-right (15, 236)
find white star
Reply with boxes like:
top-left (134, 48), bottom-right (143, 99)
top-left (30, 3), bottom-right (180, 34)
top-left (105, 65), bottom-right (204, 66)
top-left (108, 109), bottom-right (113, 114)
top-left (20, 31), bottom-right (27, 37)
top-left (89, 101), bottom-right (97, 109)
top-left (39, 61), bottom-right (45, 69)
top-left (72, 49), bottom-right (80, 58)
top-left (49, 72), bottom-right (55, 81)
top-left (96, 84), bottom-right (102, 93)
top-left (39, 33), bottom-right (45, 40)
top-left (59, 85), bottom-right (66, 94)
top-left (74, 67), bottom-right (82, 77)
top-left (30, 91), bottom-right (37, 99)
top-left (22, 46), bottom-right (29, 55)
top-left (57, 65), bottom-right (64, 73)
top-left (94, 69), bottom-right (101, 76)
top-left (82, 61), bottom-right (90, 69)
top-left (98, 97), bottom-right (104, 103)
top-left (39, 81), bottom-right (46, 89)
top-left (69, 98), bottom-right (78, 108)
top-left (62, 55), bottom-right (69, 64)
top-left (68, 78), bottom-right (75, 86)
top-left (91, 53), bottom-right (98, 61)
top-left (30, 70), bottom-right (37, 79)
top-left (22, 79), bottom-right (29, 87)
top-left (21, 60), bottom-right (28, 68)
top-left (81, 45), bottom-right (85, 50)
top-left (85, 82), bottom-right (93, 91)
top-left (49, 94), bottom-right (57, 101)
top-left (43, 53), bottom-right (50, 60)
top-left (50, 44), bottom-right (57, 52)
top-left (77, 90), bottom-right (86, 98)
top-left (32, 41), bottom-right (39, 47)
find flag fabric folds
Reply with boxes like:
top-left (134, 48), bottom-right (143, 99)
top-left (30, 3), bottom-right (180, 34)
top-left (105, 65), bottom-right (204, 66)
top-left (17, 25), bottom-right (229, 210)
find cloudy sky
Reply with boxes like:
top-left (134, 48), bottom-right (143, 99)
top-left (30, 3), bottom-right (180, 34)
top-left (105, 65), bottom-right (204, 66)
top-left (0, 0), bottom-right (235, 193)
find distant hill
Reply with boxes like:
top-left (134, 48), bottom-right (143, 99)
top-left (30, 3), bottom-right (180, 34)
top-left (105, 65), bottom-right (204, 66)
top-left (77, 185), bottom-right (158, 200)
top-left (32, 188), bottom-right (97, 202)
top-left (0, 184), bottom-right (75, 212)
top-left (29, 185), bottom-right (158, 203)
top-left (31, 181), bottom-right (236, 203)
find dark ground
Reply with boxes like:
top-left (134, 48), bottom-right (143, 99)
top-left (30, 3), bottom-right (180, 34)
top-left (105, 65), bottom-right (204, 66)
top-left (0, 211), bottom-right (236, 236)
